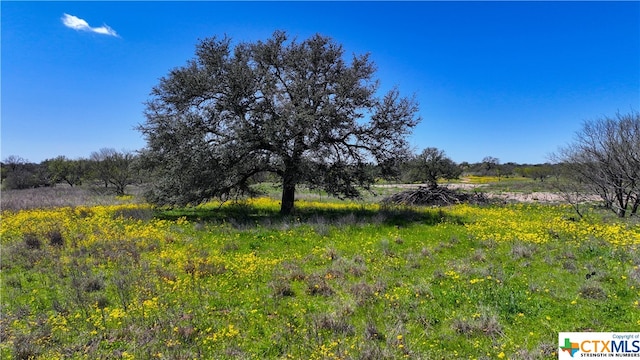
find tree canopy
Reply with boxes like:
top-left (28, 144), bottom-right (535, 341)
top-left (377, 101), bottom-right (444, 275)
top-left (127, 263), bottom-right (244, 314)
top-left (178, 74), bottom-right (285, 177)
top-left (402, 148), bottom-right (461, 188)
top-left (139, 31), bottom-right (420, 214)
top-left (90, 148), bottom-right (137, 195)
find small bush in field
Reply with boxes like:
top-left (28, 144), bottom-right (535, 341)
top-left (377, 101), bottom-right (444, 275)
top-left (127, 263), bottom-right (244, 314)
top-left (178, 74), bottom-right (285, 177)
top-left (47, 229), bottom-right (64, 247)
top-left (364, 321), bottom-right (385, 341)
top-left (305, 274), bottom-right (335, 297)
top-left (629, 265), bottom-right (640, 284)
top-left (510, 242), bottom-right (535, 259)
top-left (479, 313), bottom-right (504, 338)
top-left (452, 318), bottom-right (475, 337)
top-left (84, 274), bottom-right (105, 292)
top-left (13, 333), bottom-right (41, 360)
top-left (270, 280), bottom-right (295, 298)
top-left (579, 283), bottom-right (607, 300)
top-left (23, 233), bottom-right (41, 250)
top-left (314, 313), bottom-right (355, 336)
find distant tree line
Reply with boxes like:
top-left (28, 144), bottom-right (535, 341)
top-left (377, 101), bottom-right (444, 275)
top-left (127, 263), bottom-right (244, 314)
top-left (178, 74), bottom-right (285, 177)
top-left (1, 148), bottom-right (144, 195)
top-left (399, 151), bottom-right (560, 185)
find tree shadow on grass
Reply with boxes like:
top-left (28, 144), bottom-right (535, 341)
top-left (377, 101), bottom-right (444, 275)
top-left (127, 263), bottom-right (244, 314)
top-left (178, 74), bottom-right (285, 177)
top-left (155, 202), bottom-right (465, 228)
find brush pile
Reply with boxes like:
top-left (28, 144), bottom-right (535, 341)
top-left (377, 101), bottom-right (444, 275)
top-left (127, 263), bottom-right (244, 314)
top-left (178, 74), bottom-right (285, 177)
top-left (382, 186), bottom-right (491, 207)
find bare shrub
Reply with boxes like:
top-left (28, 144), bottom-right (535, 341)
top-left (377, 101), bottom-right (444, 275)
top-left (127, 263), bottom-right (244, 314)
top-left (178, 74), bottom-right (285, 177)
top-left (85, 239), bottom-right (141, 266)
top-left (155, 266), bottom-right (177, 282)
top-left (221, 241), bottom-right (240, 253)
top-left (629, 266), bottom-right (640, 285)
top-left (420, 247), bottom-right (432, 258)
top-left (579, 284), bottom-right (607, 300)
top-left (452, 318), bottom-right (474, 337)
top-left (479, 313), bottom-right (503, 338)
top-left (5, 275), bottom-right (22, 289)
top-left (472, 249), bottom-right (487, 262)
top-left (12, 316), bottom-right (51, 360)
top-left (511, 242), bottom-right (535, 259)
top-left (270, 280), bottom-right (295, 298)
top-left (13, 333), bottom-right (42, 360)
top-left (6, 237), bottom-right (45, 270)
top-left (23, 233), bottom-right (41, 250)
top-left (379, 238), bottom-right (394, 257)
top-left (305, 274), bottom-right (335, 297)
top-left (325, 246), bottom-right (340, 261)
top-left (112, 269), bottom-right (135, 311)
top-left (452, 311), bottom-right (503, 339)
top-left (47, 229), bottom-right (64, 247)
top-left (411, 281), bottom-right (433, 298)
top-left (359, 343), bottom-right (393, 360)
top-left (96, 295), bottom-right (110, 309)
top-left (184, 258), bottom-right (226, 278)
top-left (314, 313), bottom-right (355, 336)
top-left (553, 111), bottom-right (640, 218)
top-left (350, 282), bottom-right (377, 305)
top-left (177, 326), bottom-right (197, 343)
top-left (364, 321), bottom-right (385, 341)
top-left (84, 274), bottom-right (105, 292)
top-left (273, 261), bottom-right (306, 282)
top-left (563, 261), bottom-right (577, 272)
top-left (331, 257), bottom-right (367, 278)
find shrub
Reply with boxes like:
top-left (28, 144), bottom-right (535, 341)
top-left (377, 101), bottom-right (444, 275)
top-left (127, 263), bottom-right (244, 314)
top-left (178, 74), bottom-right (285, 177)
top-left (23, 233), bottom-right (41, 250)
top-left (579, 284), bottom-right (607, 300)
top-left (13, 333), bottom-right (41, 360)
top-left (84, 274), bottom-right (105, 292)
top-left (510, 242), bottom-right (534, 259)
top-left (47, 229), bottom-right (64, 247)
top-left (629, 265), bottom-right (640, 285)
top-left (314, 313), bottom-right (355, 336)
top-left (305, 274), bottom-right (335, 297)
top-left (364, 321), bottom-right (385, 341)
top-left (270, 280), bottom-right (295, 298)
top-left (478, 313), bottom-right (503, 338)
top-left (452, 318), bottom-right (475, 337)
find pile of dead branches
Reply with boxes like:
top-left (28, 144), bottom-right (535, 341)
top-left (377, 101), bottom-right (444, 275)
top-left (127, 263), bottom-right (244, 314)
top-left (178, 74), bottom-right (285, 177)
top-left (382, 186), bottom-right (491, 207)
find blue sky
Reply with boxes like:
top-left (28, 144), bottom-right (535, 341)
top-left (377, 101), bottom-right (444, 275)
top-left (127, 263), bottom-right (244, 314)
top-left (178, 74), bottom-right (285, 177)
top-left (2, 1), bottom-right (639, 164)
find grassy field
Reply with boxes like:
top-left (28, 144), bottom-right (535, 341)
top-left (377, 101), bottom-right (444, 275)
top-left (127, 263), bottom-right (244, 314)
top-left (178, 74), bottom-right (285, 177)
top-left (1, 186), bottom-right (639, 359)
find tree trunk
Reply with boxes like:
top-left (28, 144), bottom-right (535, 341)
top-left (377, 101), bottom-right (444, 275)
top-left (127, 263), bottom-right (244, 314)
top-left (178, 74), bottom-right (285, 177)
top-left (281, 179), bottom-right (295, 215)
top-left (631, 196), bottom-right (639, 216)
top-left (615, 189), bottom-right (627, 218)
top-left (280, 163), bottom-right (297, 215)
top-left (281, 144), bottom-right (303, 215)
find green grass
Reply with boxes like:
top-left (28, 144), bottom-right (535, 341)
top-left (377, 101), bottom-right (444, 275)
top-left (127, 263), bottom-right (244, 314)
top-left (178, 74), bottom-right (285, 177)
top-left (1, 194), bottom-right (639, 359)
top-left (252, 181), bottom-right (411, 203)
top-left (480, 177), bottom-right (561, 193)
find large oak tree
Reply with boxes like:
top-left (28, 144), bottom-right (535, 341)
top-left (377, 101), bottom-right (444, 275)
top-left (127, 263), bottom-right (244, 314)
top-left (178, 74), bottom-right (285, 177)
top-left (139, 31), bottom-right (420, 214)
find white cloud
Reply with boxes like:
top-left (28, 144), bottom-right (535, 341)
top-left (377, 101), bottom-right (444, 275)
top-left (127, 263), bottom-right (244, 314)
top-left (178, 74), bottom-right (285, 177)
top-left (61, 13), bottom-right (118, 37)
